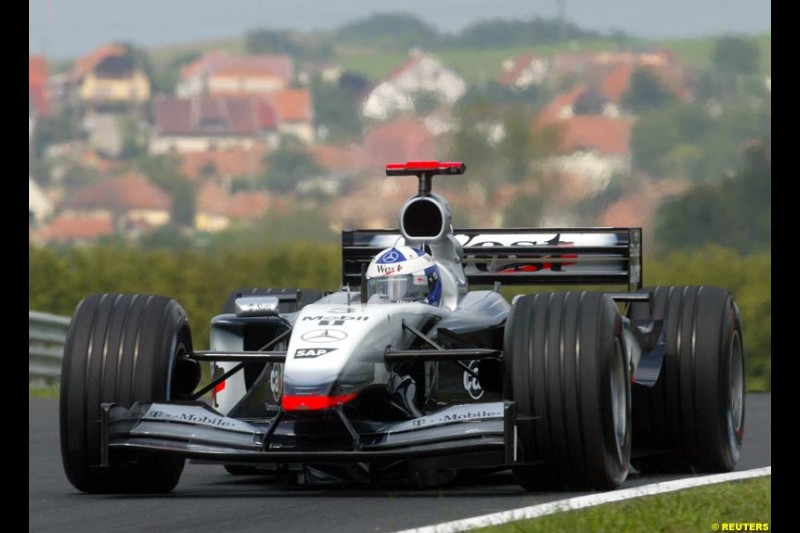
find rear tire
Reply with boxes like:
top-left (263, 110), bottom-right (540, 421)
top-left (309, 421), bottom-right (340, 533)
top-left (60, 294), bottom-right (197, 493)
top-left (630, 286), bottom-right (745, 473)
top-left (504, 291), bottom-right (631, 491)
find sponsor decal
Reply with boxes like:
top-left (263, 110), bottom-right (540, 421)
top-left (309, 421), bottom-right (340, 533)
top-left (302, 315), bottom-right (369, 326)
top-left (380, 250), bottom-right (401, 263)
top-left (376, 263), bottom-right (403, 274)
top-left (146, 408), bottom-right (235, 428)
top-left (240, 302), bottom-right (276, 313)
top-left (295, 347), bottom-right (337, 358)
top-left (409, 406), bottom-right (503, 428)
top-left (463, 360), bottom-right (484, 399)
top-left (300, 329), bottom-right (348, 343)
top-left (463, 234), bottom-right (577, 274)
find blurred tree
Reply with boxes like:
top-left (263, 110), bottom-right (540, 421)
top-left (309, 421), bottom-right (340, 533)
top-left (135, 153), bottom-right (196, 227)
top-left (335, 13), bottom-right (440, 49)
top-left (34, 102), bottom-right (87, 154)
top-left (61, 162), bottom-right (102, 190)
top-left (448, 17), bottom-right (609, 48)
top-left (655, 141), bottom-right (770, 253)
top-left (245, 29), bottom-right (298, 55)
top-left (158, 50), bottom-right (202, 95)
top-left (496, 105), bottom-right (535, 183)
top-left (245, 29), bottom-right (333, 63)
top-left (309, 75), bottom-right (363, 143)
top-left (207, 208), bottom-right (338, 248)
top-left (118, 116), bottom-right (148, 160)
top-left (645, 247), bottom-right (771, 391)
top-left (168, 177), bottom-right (197, 228)
top-left (138, 224), bottom-right (195, 251)
top-left (445, 96), bottom-right (496, 187)
top-left (629, 99), bottom-right (771, 184)
top-left (503, 193), bottom-right (543, 227)
top-left (411, 90), bottom-right (442, 116)
top-left (622, 67), bottom-right (677, 112)
top-left (712, 35), bottom-right (761, 76)
top-left (260, 136), bottom-right (322, 193)
top-left (630, 106), bottom-right (681, 177)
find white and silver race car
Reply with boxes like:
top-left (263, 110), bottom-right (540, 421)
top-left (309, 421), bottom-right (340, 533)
top-left (59, 161), bottom-right (746, 494)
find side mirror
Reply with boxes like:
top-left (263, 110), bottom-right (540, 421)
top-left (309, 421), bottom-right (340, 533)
top-left (234, 296), bottom-right (280, 317)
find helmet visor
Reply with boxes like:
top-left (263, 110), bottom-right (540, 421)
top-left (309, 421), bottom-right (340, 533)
top-left (367, 274), bottom-right (429, 303)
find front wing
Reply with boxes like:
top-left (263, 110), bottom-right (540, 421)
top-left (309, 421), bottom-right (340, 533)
top-left (101, 401), bottom-right (518, 469)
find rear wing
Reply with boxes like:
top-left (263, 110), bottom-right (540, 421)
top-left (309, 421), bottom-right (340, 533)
top-left (341, 228), bottom-right (642, 291)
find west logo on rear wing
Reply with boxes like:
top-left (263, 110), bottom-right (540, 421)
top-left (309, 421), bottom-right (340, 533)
top-left (342, 227), bottom-right (642, 290)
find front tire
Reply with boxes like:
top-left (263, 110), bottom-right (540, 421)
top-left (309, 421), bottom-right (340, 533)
top-left (504, 291), bottom-right (631, 491)
top-left (630, 286), bottom-right (745, 473)
top-left (60, 294), bottom-right (197, 493)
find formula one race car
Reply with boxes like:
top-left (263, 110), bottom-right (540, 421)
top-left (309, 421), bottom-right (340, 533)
top-left (59, 161), bottom-right (746, 494)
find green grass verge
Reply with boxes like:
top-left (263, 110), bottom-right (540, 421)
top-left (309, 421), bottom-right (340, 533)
top-left (657, 33), bottom-right (771, 73)
top-left (29, 385), bottom-right (60, 399)
top-left (336, 39), bottom-right (629, 84)
top-left (146, 37), bottom-right (246, 67)
top-left (473, 476), bottom-right (770, 533)
top-left (141, 33), bottom-right (770, 85)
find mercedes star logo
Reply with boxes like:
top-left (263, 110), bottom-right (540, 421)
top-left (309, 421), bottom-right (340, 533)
top-left (382, 250), bottom-right (400, 262)
top-left (300, 329), bottom-right (348, 343)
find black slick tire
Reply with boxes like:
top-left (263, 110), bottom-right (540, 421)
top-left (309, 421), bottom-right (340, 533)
top-left (629, 286), bottom-right (745, 473)
top-left (60, 293), bottom-right (196, 494)
top-left (504, 291), bottom-right (631, 491)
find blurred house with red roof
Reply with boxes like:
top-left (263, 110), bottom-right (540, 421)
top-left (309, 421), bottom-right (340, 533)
top-left (31, 213), bottom-right (115, 245)
top-left (536, 84), bottom-right (635, 195)
top-left (362, 118), bottom-right (439, 170)
top-left (150, 94), bottom-right (278, 154)
top-left (311, 144), bottom-right (366, 177)
top-left (499, 53), bottom-right (549, 90)
top-left (539, 115), bottom-right (634, 193)
top-left (178, 145), bottom-right (267, 187)
top-left (176, 52), bottom-right (294, 98)
top-left (270, 88), bottom-right (315, 143)
top-left (500, 49), bottom-right (692, 102)
top-left (62, 172), bottom-right (171, 232)
top-left (597, 180), bottom-right (691, 230)
top-left (71, 43), bottom-right (150, 111)
top-left (195, 181), bottom-right (272, 232)
top-left (361, 51), bottom-right (466, 121)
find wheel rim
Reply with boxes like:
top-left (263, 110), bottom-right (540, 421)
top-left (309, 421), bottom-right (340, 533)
top-left (610, 338), bottom-right (628, 447)
top-left (270, 364), bottom-right (284, 400)
top-left (728, 330), bottom-right (745, 449)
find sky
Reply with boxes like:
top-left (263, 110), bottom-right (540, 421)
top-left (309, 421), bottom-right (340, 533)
top-left (29, 0), bottom-right (771, 60)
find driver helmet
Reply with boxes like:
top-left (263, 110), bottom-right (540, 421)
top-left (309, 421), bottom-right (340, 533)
top-left (365, 246), bottom-right (442, 306)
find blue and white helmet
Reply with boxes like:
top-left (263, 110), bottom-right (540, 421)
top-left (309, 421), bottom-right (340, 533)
top-left (365, 246), bottom-right (442, 306)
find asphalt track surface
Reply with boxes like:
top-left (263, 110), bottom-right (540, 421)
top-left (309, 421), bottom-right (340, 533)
top-left (29, 394), bottom-right (770, 532)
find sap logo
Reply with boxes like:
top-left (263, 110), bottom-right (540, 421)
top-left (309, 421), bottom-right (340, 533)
top-left (295, 348), bottom-right (337, 358)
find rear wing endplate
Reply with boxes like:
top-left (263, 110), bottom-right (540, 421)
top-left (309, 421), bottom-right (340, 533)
top-left (342, 228), bottom-right (642, 291)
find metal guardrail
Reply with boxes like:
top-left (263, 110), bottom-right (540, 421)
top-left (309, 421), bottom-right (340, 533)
top-left (29, 311), bottom-right (70, 384)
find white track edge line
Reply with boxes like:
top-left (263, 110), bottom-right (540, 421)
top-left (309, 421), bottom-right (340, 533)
top-left (397, 466), bottom-right (771, 533)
